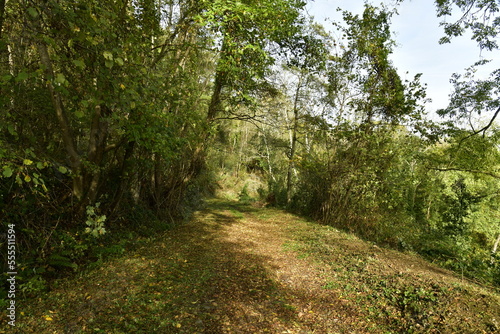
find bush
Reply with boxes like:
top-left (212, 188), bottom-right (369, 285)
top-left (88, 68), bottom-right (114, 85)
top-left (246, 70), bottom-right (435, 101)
top-left (238, 183), bottom-right (254, 204)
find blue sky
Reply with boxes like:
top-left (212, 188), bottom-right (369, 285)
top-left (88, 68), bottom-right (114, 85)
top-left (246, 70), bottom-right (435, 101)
top-left (307, 0), bottom-right (500, 113)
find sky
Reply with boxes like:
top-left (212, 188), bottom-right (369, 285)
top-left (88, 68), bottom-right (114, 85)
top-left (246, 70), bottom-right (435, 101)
top-left (306, 0), bottom-right (500, 113)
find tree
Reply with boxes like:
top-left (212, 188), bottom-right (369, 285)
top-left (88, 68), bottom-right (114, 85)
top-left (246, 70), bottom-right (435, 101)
top-left (0, 0), bottom-right (216, 282)
top-left (430, 1), bottom-right (500, 270)
top-left (329, 5), bottom-right (426, 126)
top-left (0, 0), bottom-right (312, 284)
top-left (280, 23), bottom-right (329, 204)
top-left (199, 0), bottom-right (306, 123)
top-left (435, 0), bottom-right (500, 136)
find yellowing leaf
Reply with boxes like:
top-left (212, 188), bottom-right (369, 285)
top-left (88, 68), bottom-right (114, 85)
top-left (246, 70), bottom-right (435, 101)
top-left (103, 51), bottom-right (113, 60)
top-left (23, 159), bottom-right (33, 165)
top-left (44, 316), bottom-right (53, 321)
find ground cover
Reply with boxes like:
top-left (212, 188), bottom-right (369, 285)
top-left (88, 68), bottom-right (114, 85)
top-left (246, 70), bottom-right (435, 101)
top-left (1, 199), bottom-right (499, 333)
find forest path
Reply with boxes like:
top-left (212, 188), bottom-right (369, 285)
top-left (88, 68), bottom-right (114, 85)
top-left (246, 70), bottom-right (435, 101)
top-left (6, 199), bottom-right (500, 333)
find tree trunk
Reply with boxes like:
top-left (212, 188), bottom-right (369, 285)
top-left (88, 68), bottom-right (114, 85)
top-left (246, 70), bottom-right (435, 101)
top-left (37, 42), bottom-right (83, 200)
top-left (83, 104), bottom-right (110, 206)
top-left (207, 33), bottom-right (230, 123)
top-left (286, 120), bottom-right (297, 204)
top-left (153, 154), bottom-right (163, 212)
top-left (493, 233), bottom-right (500, 254)
top-left (0, 0), bottom-right (10, 105)
top-left (286, 75), bottom-right (303, 204)
top-left (491, 232), bottom-right (500, 265)
top-left (185, 33), bottom-right (229, 189)
top-left (109, 140), bottom-right (136, 217)
top-left (0, 0), bottom-right (5, 41)
top-left (262, 132), bottom-right (276, 182)
top-left (207, 65), bottom-right (225, 123)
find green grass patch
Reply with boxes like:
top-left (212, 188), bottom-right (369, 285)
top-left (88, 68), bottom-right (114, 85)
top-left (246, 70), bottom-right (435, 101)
top-left (283, 213), bottom-right (500, 333)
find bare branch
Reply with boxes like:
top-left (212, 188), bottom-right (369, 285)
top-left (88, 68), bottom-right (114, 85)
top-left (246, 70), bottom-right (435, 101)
top-left (459, 105), bottom-right (500, 145)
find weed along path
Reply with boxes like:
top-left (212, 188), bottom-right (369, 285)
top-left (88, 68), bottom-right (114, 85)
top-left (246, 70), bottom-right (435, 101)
top-left (3, 199), bottom-right (500, 333)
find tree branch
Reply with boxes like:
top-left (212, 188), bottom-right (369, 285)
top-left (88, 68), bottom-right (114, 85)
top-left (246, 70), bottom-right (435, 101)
top-left (429, 167), bottom-right (500, 179)
top-left (459, 105), bottom-right (500, 145)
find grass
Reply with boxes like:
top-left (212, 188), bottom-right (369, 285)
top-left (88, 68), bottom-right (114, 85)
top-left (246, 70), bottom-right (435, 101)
top-left (281, 216), bottom-right (500, 333)
top-left (1, 199), bottom-right (499, 333)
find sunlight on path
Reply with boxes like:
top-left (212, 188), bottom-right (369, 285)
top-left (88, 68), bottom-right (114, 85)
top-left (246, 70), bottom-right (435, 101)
top-left (5, 199), bottom-right (500, 334)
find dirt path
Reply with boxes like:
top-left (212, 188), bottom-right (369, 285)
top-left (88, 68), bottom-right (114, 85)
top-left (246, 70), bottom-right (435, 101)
top-left (198, 201), bottom-right (358, 333)
top-left (2, 199), bottom-right (500, 333)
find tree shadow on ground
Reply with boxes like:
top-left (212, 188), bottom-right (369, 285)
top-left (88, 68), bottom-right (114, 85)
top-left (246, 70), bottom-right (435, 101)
top-left (9, 199), bottom-right (360, 333)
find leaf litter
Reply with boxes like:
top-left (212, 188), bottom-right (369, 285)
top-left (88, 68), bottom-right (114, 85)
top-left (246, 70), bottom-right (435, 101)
top-left (2, 199), bottom-right (499, 333)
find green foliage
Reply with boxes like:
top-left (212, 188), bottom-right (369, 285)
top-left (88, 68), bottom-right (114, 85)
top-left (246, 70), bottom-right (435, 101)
top-left (330, 5), bottom-right (427, 124)
top-left (436, 0), bottom-right (500, 51)
top-left (435, 0), bottom-right (500, 142)
top-left (238, 183), bottom-right (253, 204)
top-left (1, 0), bottom-right (499, 307)
top-left (18, 275), bottom-right (48, 296)
top-left (199, 0), bottom-right (306, 119)
top-left (438, 65), bottom-right (500, 134)
top-left (438, 177), bottom-right (480, 236)
top-left (84, 203), bottom-right (107, 238)
top-left (0, 0), bottom-right (239, 294)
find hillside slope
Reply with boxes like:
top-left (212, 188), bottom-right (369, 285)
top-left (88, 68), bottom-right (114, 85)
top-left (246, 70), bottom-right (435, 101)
top-left (2, 199), bottom-right (500, 333)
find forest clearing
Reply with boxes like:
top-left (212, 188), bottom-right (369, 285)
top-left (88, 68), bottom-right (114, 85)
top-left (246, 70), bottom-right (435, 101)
top-left (2, 198), bottom-right (500, 333)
